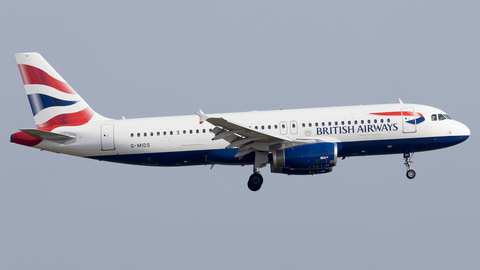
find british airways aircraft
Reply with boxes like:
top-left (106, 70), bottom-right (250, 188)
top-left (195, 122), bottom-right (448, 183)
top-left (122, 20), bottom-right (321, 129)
top-left (10, 53), bottom-right (470, 191)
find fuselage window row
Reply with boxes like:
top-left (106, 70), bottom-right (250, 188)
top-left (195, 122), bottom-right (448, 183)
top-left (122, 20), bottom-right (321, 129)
top-left (129, 118), bottom-right (392, 138)
top-left (130, 129), bottom-right (213, 138)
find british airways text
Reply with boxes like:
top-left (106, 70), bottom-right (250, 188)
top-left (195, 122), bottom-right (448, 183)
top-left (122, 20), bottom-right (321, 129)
top-left (317, 123), bottom-right (398, 135)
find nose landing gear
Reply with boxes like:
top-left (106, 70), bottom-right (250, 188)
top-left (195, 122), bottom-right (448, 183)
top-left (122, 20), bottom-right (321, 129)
top-left (404, 152), bottom-right (416, 179)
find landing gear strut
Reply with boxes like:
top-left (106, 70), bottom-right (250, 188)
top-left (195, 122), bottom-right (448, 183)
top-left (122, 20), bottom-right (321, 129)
top-left (404, 152), bottom-right (416, 179)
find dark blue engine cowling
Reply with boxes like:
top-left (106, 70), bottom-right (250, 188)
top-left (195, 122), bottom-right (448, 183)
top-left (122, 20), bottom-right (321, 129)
top-left (271, 142), bottom-right (337, 175)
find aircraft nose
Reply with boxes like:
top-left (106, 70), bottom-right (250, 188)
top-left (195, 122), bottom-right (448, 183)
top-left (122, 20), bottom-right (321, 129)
top-left (451, 121), bottom-right (470, 141)
top-left (458, 122), bottom-right (470, 136)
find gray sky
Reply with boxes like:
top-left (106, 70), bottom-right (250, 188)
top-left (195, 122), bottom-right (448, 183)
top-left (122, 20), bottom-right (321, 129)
top-left (1, 1), bottom-right (479, 269)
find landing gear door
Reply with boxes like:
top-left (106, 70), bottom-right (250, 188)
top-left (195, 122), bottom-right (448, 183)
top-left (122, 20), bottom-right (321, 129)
top-left (402, 107), bottom-right (417, 133)
top-left (101, 124), bottom-right (115, 150)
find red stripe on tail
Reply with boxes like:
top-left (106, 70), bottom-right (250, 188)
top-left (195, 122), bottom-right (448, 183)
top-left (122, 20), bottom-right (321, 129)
top-left (37, 107), bottom-right (96, 131)
top-left (18, 64), bottom-right (77, 95)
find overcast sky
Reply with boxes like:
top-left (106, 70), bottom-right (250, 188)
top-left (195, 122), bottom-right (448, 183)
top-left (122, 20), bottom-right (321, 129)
top-left (1, 1), bottom-right (479, 269)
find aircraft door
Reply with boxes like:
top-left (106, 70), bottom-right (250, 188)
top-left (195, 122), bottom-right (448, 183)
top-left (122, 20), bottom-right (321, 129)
top-left (101, 124), bottom-right (115, 150)
top-left (290, 121), bottom-right (298, 134)
top-left (401, 107), bottom-right (417, 133)
top-left (279, 121), bottom-right (288, 135)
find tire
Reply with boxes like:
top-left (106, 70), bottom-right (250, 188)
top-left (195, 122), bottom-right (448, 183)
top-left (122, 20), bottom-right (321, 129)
top-left (406, 170), bottom-right (416, 179)
top-left (247, 173), bottom-right (263, 191)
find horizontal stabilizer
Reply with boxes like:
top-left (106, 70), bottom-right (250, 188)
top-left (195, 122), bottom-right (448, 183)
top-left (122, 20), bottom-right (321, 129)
top-left (20, 128), bottom-right (76, 141)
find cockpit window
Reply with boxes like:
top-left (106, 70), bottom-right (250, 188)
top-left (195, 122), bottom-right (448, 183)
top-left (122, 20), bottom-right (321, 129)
top-left (433, 114), bottom-right (452, 121)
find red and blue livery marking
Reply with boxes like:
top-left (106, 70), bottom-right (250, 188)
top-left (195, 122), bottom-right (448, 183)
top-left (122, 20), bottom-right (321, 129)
top-left (27, 93), bottom-right (80, 116)
top-left (18, 64), bottom-right (95, 130)
top-left (370, 111), bottom-right (425, 124)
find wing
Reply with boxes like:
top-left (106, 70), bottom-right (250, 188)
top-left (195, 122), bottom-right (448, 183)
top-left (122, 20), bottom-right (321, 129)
top-left (196, 110), bottom-right (292, 158)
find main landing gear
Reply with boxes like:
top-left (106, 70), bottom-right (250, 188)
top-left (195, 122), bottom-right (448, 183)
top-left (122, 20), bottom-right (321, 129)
top-left (248, 173), bottom-right (263, 192)
top-left (247, 152), bottom-right (268, 192)
top-left (404, 152), bottom-right (416, 179)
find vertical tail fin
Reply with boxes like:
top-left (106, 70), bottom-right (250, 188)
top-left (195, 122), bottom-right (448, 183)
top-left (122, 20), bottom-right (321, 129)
top-left (15, 52), bottom-right (109, 131)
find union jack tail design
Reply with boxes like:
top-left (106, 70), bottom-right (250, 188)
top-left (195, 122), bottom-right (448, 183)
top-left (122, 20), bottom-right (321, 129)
top-left (15, 53), bottom-right (108, 131)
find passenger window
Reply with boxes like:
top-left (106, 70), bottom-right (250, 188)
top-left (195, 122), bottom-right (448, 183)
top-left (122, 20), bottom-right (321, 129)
top-left (315, 122), bottom-right (318, 127)
top-left (261, 126), bottom-right (265, 130)
top-left (189, 130), bottom-right (193, 134)
top-left (374, 119), bottom-right (377, 123)
top-left (309, 123), bottom-right (312, 127)
top-left (387, 119), bottom-right (390, 123)
top-left (176, 131), bottom-right (180, 135)
top-left (282, 124), bottom-right (285, 128)
top-left (322, 122), bottom-right (325, 126)
top-left (268, 125), bottom-right (271, 129)
top-left (274, 125), bottom-right (278, 129)
top-left (348, 121), bottom-right (351, 125)
top-left (341, 121), bottom-right (344, 125)
top-left (431, 114), bottom-right (437, 121)
top-left (438, 114), bottom-right (446, 121)
top-left (150, 132), bottom-right (153, 136)
top-left (380, 119), bottom-right (384, 123)
top-left (361, 120), bottom-right (364, 124)
top-left (203, 129), bottom-right (206, 133)
top-left (130, 133), bottom-right (134, 138)
top-left (328, 122), bottom-right (331, 126)
top-left (144, 132), bottom-right (147, 137)
top-left (196, 129), bottom-right (199, 134)
top-left (354, 120), bottom-right (358, 125)
top-left (164, 131), bottom-right (167, 136)
top-left (335, 121), bottom-right (338, 126)
top-left (255, 126), bottom-right (258, 130)
top-left (367, 120), bottom-right (371, 124)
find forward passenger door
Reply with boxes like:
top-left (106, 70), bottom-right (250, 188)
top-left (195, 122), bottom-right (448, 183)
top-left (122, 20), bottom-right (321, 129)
top-left (401, 108), bottom-right (417, 133)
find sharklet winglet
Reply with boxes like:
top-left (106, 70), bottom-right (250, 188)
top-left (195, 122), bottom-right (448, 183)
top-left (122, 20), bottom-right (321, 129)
top-left (196, 109), bottom-right (208, 124)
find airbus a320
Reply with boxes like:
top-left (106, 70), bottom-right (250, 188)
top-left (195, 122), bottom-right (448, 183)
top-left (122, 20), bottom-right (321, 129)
top-left (10, 53), bottom-right (470, 191)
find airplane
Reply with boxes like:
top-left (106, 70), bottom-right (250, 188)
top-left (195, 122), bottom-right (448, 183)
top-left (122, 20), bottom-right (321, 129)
top-left (10, 52), bottom-right (470, 191)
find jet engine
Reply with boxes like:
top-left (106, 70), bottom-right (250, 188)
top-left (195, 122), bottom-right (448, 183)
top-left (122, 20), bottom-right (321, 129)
top-left (270, 142), bottom-right (337, 175)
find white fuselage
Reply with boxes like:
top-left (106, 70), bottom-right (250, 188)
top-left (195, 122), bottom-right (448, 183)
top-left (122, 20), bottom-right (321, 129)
top-left (33, 103), bottom-right (470, 167)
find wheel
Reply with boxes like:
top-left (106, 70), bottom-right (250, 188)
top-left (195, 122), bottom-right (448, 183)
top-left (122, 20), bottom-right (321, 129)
top-left (247, 173), bottom-right (263, 192)
top-left (406, 169), bottom-right (416, 179)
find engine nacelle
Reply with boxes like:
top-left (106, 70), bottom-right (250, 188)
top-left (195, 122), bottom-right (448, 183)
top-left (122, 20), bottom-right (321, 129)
top-left (271, 142), bottom-right (337, 175)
